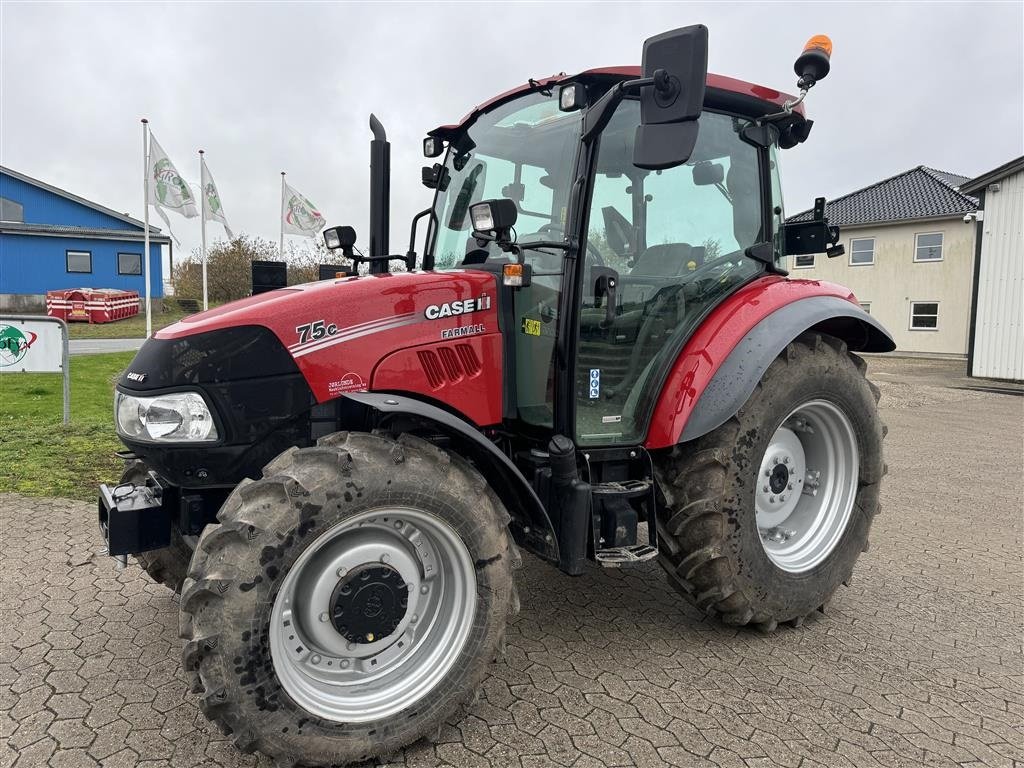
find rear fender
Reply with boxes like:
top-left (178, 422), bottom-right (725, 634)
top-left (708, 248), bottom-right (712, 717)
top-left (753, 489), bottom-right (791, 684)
top-left (342, 391), bottom-right (559, 563)
top-left (644, 278), bottom-right (895, 448)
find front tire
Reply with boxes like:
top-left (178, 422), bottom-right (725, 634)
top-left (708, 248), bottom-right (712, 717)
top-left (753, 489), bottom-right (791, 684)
top-left (654, 332), bottom-right (886, 630)
top-left (179, 431), bottom-right (518, 766)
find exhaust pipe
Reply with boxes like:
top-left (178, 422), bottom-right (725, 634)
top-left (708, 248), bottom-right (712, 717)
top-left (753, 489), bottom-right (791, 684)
top-left (368, 114), bottom-right (390, 273)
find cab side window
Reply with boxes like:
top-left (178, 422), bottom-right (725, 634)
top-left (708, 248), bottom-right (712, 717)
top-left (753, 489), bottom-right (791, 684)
top-left (576, 104), bottom-right (765, 446)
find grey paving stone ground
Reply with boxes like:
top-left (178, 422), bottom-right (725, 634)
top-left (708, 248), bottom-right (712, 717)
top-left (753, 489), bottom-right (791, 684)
top-left (2, 358), bottom-right (1022, 767)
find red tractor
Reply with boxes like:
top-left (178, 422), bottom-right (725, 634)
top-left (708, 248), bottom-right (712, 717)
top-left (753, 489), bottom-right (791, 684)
top-left (99, 26), bottom-right (892, 767)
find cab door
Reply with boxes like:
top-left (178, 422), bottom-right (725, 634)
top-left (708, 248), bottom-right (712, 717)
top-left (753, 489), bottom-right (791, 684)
top-left (574, 100), bottom-right (770, 446)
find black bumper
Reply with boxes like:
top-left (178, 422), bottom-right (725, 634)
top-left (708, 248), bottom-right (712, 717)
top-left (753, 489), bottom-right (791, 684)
top-left (98, 474), bottom-right (171, 556)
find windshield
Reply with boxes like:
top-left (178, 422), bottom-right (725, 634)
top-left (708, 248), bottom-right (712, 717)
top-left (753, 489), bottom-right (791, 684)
top-left (429, 91), bottom-right (583, 269)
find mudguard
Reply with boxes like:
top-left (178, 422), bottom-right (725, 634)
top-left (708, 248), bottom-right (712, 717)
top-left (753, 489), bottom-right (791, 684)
top-left (342, 391), bottom-right (559, 563)
top-left (644, 276), bottom-right (895, 449)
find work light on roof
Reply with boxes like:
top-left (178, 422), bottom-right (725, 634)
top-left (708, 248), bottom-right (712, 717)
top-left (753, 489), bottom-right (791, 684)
top-left (423, 136), bottom-right (444, 158)
top-left (558, 83), bottom-right (586, 112)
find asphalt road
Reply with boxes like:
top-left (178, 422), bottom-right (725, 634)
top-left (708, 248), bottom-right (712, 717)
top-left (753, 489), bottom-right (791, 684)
top-left (69, 339), bottom-right (145, 356)
top-left (2, 358), bottom-right (1022, 768)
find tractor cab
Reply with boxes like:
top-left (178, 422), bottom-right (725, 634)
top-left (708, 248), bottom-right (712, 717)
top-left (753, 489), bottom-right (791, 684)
top-left (425, 78), bottom-right (782, 448)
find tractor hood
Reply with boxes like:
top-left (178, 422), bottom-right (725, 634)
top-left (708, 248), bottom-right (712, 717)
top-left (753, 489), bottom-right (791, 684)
top-left (126, 270), bottom-right (501, 404)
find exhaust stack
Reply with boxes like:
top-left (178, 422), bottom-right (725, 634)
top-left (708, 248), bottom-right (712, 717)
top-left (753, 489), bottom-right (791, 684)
top-left (368, 114), bottom-right (390, 273)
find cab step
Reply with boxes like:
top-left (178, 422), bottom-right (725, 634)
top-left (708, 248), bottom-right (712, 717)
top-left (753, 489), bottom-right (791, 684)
top-left (590, 479), bottom-right (651, 499)
top-left (595, 543), bottom-right (658, 567)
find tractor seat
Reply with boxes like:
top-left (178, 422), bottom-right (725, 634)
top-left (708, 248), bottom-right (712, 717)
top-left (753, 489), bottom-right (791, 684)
top-left (630, 242), bottom-right (703, 277)
top-left (619, 242), bottom-right (704, 305)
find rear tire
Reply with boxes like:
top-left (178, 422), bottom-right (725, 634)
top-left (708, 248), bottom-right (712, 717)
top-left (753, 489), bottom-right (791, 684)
top-left (654, 332), bottom-right (886, 629)
top-left (123, 460), bottom-right (195, 593)
top-left (179, 431), bottom-right (518, 766)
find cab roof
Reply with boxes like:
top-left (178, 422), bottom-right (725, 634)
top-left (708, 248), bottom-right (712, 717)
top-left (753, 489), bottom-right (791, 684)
top-left (430, 67), bottom-right (803, 138)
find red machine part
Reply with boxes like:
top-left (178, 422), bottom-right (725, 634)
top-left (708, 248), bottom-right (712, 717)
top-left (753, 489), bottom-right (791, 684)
top-left (46, 289), bottom-right (140, 323)
top-left (431, 69), bottom-right (804, 137)
top-left (643, 275), bottom-right (860, 449)
top-left (156, 271), bottom-right (504, 426)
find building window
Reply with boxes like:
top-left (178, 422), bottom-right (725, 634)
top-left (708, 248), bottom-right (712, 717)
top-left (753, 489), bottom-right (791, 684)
top-left (66, 250), bottom-right (92, 273)
top-left (915, 232), bottom-right (943, 262)
top-left (910, 301), bottom-right (939, 330)
top-left (850, 237), bottom-right (875, 266)
top-left (0, 196), bottom-right (23, 222)
top-left (793, 254), bottom-right (815, 269)
top-left (117, 252), bottom-right (142, 275)
top-left (859, 302), bottom-right (871, 314)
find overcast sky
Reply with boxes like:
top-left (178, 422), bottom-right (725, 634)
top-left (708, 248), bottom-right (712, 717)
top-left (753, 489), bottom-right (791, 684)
top-left (2, 1), bottom-right (1022, 271)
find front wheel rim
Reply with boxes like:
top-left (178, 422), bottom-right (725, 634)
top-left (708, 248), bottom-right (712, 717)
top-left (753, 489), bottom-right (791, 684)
top-left (269, 507), bottom-right (477, 723)
top-left (754, 399), bottom-right (859, 573)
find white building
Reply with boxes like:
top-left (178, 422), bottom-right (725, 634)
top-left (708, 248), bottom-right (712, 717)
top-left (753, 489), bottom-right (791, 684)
top-left (961, 157), bottom-right (1024, 381)
top-left (787, 166), bottom-right (978, 356)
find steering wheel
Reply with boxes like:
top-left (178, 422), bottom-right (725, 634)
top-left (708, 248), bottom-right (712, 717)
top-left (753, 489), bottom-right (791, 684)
top-left (536, 223), bottom-right (606, 266)
top-left (681, 249), bottom-right (745, 285)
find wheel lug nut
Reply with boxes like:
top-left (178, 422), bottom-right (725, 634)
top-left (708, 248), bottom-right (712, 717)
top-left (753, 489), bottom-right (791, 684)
top-left (420, 585), bottom-right (429, 595)
top-left (319, 612), bottom-right (329, 623)
top-left (380, 553), bottom-right (390, 563)
top-left (769, 495), bottom-right (775, 503)
top-left (764, 470), bottom-right (771, 477)
top-left (788, 483), bottom-right (794, 490)
top-left (346, 641), bottom-right (356, 651)
top-left (772, 457), bottom-right (780, 465)
top-left (340, 659), bottom-right (350, 669)
top-left (311, 654), bottom-right (321, 665)
top-left (336, 567), bottom-right (347, 577)
top-left (783, 457), bottom-right (790, 464)
top-left (780, 495), bottom-right (786, 502)
top-left (762, 485), bottom-right (769, 492)
top-left (411, 614), bottom-right (419, 623)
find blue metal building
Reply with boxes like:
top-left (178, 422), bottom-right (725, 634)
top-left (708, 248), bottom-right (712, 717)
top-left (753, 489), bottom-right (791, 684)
top-left (0, 166), bottom-right (170, 311)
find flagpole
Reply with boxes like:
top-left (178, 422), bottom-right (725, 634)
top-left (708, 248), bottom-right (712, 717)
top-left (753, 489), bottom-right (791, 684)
top-left (200, 150), bottom-right (209, 311)
top-left (280, 171), bottom-right (286, 259)
top-left (142, 118), bottom-right (152, 338)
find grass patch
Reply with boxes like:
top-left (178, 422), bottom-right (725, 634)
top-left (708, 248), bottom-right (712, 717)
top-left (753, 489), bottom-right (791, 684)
top-left (1, 352), bottom-right (134, 500)
top-left (66, 305), bottom-right (194, 339)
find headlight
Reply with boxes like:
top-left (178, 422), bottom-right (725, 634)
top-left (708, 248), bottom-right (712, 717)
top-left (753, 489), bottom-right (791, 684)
top-left (115, 391), bottom-right (218, 443)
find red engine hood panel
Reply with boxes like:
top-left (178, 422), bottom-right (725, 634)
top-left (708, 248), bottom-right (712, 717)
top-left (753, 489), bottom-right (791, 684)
top-left (157, 271), bottom-right (501, 413)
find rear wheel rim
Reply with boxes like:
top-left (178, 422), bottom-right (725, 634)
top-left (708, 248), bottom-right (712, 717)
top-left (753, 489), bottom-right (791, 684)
top-left (754, 399), bottom-right (859, 573)
top-left (269, 507), bottom-right (477, 723)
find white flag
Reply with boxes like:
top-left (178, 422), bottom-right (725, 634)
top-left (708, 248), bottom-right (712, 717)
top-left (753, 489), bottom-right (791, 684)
top-left (201, 156), bottom-right (235, 240)
top-left (147, 134), bottom-right (198, 218)
top-left (147, 133), bottom-right (197, 245)
top-left (281, 182), bottom-right (326, 237)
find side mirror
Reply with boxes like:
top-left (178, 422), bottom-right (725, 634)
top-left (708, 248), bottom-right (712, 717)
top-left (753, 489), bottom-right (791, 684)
top-left (634, 24), bottom-right (708, 170)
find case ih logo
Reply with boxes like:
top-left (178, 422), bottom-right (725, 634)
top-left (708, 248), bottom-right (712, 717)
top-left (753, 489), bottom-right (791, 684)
top-left (0, 325), bottom-right (37, 368)
top-left (424, 295), bottom-right (491, 320)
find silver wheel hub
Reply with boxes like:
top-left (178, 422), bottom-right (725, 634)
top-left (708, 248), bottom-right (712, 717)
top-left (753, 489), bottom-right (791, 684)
top-left (755, 400), bottom-right (859, 573)
top-left (269, 507), bottom-right (476, 723)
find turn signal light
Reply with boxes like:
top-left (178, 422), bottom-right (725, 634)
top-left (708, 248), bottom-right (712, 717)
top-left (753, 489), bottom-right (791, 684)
top-left (502, 263), bottom-right (524, 287)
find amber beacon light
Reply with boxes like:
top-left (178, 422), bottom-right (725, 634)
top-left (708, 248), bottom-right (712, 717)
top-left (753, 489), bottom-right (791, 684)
top-left (794, 35), bottom-right (833, 88)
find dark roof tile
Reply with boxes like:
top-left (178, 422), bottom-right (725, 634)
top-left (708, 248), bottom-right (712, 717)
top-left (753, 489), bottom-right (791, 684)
top-left (787, 165), bottom-right (978, 226)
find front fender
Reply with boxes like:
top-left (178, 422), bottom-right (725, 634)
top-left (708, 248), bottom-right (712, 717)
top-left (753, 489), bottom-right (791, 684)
top-left (644, 277), bottom-right (895, 449)
top-left (341, 391), bottom-right (559, 563)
